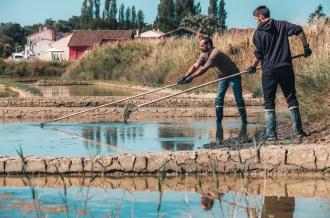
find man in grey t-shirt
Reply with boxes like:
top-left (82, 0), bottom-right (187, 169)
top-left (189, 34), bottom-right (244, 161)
top-left (177, 37), bottom-right (247, 143)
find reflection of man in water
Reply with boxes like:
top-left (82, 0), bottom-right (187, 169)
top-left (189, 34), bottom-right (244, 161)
top-left (261, 196), bottom-right (295, 218)
top-left (215, 122), bottom-right (248, 146)
top-left (200, 192), bottom-right (224, 211)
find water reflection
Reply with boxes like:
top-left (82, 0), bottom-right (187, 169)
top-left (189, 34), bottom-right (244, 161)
top-left (261, 196), bottom-right (295, 218)
top-left (158, 126), bottom-right (195, 151)
top-left (34, 85), bottom-right (135, 97)
top-left (0, 175), bottom-right (329, 217)
top-left (0, 120), bottom-right (260, 156)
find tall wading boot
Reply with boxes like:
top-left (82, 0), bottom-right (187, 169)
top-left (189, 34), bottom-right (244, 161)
top-left (239, 123), bottom-right (248, 143)
top-left (263, 111), bottom-right (277, 140)
top-left (216, 106), bottom-right (224, 124)
top-left (290, 107), bottom-right (307, 138)
top-left (216, 121), bottom-right (224, 145)
top-left (215, 106), bottom-right (224, 145)
top-left (238, 107), bottom-right (248, 125)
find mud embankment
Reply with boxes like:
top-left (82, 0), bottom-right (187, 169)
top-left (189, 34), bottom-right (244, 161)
top-left (0, 96), bottom-right (263, 120)
top-left (1, 144), bottom-right (329, 176)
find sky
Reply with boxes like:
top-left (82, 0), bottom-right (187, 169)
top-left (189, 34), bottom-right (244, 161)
top-left (0, 0), bottom-right (329, 28)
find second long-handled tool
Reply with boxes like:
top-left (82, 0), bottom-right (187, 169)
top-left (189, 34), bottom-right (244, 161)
top-left (123, 54), bottom-right (304, 123)
top-left (40, 82), bottom-right (179, 128)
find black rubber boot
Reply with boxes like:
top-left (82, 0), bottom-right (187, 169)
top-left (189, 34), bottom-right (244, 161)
top-left (216, 121), bottom-right (224, 145)
top-left (216, 106), bottom-right (224, 124)
top-left (238, 107), bottom-right (248, 125)
top-left (239, 123), bottom-right (248, 142)
top-left (263, 111), bottom-right (277, 140)
top-left (290, 107), bottom-right (307, 138)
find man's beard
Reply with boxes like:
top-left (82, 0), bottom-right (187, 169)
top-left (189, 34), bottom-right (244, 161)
top-left (201, 48), bottom-right (209, 53)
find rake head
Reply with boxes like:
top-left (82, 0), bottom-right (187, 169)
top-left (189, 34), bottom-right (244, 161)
top-left (123, 103), bottom-right (137, 124)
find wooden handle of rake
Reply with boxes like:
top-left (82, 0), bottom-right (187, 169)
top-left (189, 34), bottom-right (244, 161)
top-left (133, 54), bottom-right (304, 110)
top-left (40, 82), bottom-right (179, 127)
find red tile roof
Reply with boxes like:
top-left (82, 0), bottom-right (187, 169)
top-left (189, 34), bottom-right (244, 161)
top-left (68, 30), bottom-right (133, 47)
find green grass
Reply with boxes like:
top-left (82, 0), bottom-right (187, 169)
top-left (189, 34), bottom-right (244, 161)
top-left (36, 79), bottom-right (92, 86)
top-left (0, 79), bottom-right (43, 96)
top-left (295, 56), bottom-right (330, 122)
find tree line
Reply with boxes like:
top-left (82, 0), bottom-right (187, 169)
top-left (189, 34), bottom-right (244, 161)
top-left (154, 0), bottom-right (227, 34)
top-left (0, 1), bottom-right (328, 58)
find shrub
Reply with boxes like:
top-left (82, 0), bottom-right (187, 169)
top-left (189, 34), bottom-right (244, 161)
top-left (2, 60), bottom-right (67, 77)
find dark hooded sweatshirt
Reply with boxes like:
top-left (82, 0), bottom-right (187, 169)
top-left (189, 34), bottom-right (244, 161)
top-left (253, 19), bottom-right (303, 72)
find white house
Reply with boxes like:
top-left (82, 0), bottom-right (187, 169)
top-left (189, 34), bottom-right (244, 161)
top-left (49, 33), bottom-right (73, 61)
top-left (25, 27), bottom-right (56, 60)
top-left (136, 30), bottom-right (164, 39)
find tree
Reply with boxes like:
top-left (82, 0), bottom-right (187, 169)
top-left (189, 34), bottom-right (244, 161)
top-left (67, 16), bottom-right (82, 30)
top-left (87, 0), bottom-right (94, 19)
top-left (0, 35), bottom-right (14, 58)
top-left (308, 4), bottom-right (326, 24)
top-left (208, 0), bottom-right (218, 17)
top-left (175, 0), bottom-right (200, 25)
top-left (0, 22), bottom-right (26, 57)
top-left (24, 23), bottom-right (43, 35)
top-left (44, 18), bottom-right (56, 29)
top-left (94, 0), bottom-right (101, 19)
top-left (154, 0), bottom-right (176, 32)
top-left (180, 14), bottom-right (216, 36)
top-left (207, 0), bottom-right (218, 31)
top-left (218, 0), bottom-right (227, 33)
top-left (137, 10), bottom-right (146, 31)
top-left (125, 7), bottom-right (131, 29)
top-left (193, 2), bottom-right (202, 14)
top-left (81, 0), bottom-right (93, 28)
top-left (103, 0), bottom-right (110, 19)
top-left (54, 20), bottom-right (71, 32)
top-left (131, 6), bottom-right (137, 29)
top-left (109, 0), bottom-right (117, 28)
top-left (0, 23), bottom-right (26, 46)
top-left (118, 4), bottom-right (125, 29)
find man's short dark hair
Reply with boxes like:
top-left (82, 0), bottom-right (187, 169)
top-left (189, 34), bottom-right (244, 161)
top-left (200, 196), bottom-right (214, 211)
top-left (202, 37), bottom-right (213, 47)
top-left (253, 5), bottom-right (270, 18)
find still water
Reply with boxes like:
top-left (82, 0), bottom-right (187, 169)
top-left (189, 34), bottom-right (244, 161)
top-left (0, 119), bottom-right (259, 157)
top-left (0, 175), bottom-right (329, 218)
top-left (33, 85), bottom-right (136, 97)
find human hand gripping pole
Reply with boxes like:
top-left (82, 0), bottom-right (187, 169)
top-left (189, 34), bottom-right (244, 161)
top-left (40, 81), bottom-right (183, 128)
top-left (123, 54), bottom-right (305, 123)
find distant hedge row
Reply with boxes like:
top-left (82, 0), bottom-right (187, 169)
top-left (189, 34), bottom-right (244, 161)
top-left (0, 59), bottom-right (68, 77)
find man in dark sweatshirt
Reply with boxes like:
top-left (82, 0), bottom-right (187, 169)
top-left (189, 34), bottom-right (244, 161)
top-left (246, 5), bottom-right (312, 140)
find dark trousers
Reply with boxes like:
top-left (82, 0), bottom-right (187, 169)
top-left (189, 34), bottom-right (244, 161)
top-left (262, 66), bottom-right (299, 110)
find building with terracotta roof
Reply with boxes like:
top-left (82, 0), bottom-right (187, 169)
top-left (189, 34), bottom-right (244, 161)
top-left (68, 30), bottom-right (134, 59)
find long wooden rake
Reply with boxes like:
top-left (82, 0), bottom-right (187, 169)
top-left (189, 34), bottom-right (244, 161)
top-left (123, 54), bottom-right (304, 124)
top-left (40, 83), bottom-right (179, 127)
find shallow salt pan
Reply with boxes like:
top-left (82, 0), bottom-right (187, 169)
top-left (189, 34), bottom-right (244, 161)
top-left (0, 119), bottom-right (259, 157)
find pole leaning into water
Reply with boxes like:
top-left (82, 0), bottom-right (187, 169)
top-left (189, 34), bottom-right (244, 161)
top-left (123, 54), bottom-right (304, 123)
top-left (40, 83), bottom-right (179, 127)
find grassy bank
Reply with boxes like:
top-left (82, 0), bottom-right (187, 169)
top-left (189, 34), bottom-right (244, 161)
top-left (64, 22), bottom-right (330, 121)
top-left (0, 59), bottom-right (67, 77)
top-left (0, 79), bottom-right (42, 96)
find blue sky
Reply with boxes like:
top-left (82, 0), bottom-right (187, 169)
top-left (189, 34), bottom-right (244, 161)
top-left (0, 0), bottom-right (329, 28)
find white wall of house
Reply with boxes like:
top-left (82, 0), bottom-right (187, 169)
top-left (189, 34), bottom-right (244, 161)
top-left (33, 39), bottom-right (53, 61)
top-left (139, 30), bottom-right (164, 38)
top-left (50, 34), bottom-right (72, 61)
top-left (25, 28), bottom-right (55, 60)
